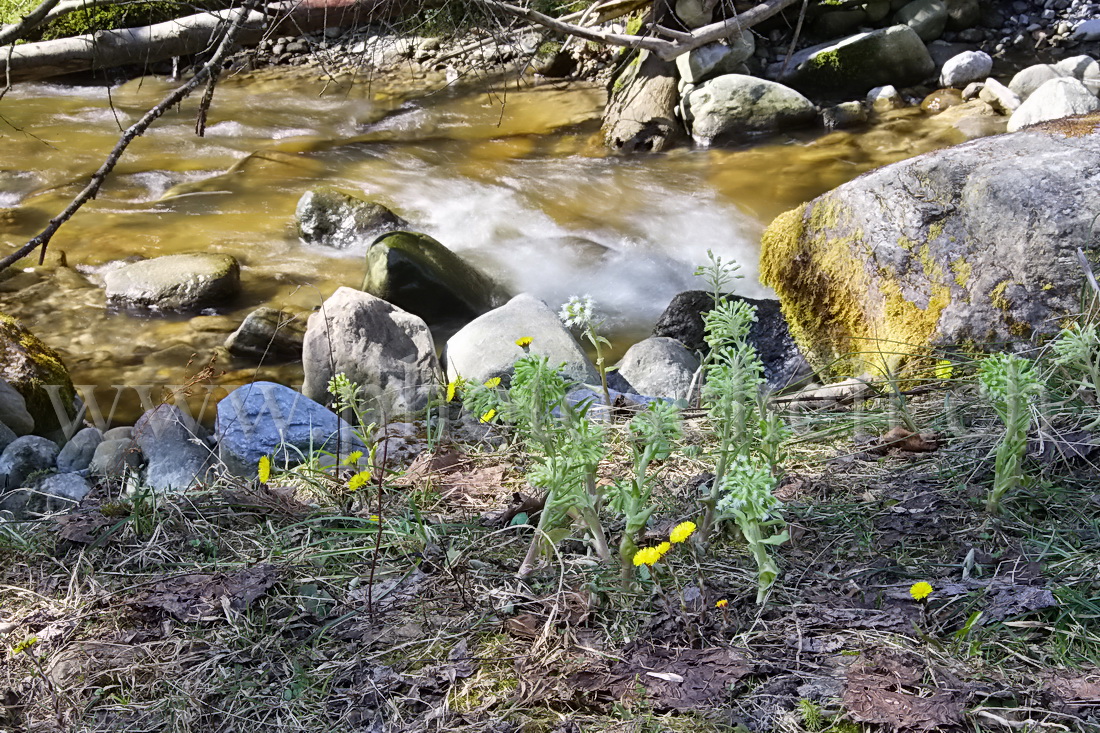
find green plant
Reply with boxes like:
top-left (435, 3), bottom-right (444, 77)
top-left (798, 698), bottom-right (825, 732)
top-left (717, 456), bottom-right (788, 603)
top-left (560, 294), bottom-right (613, 407)
top-left (1051, 322), bottom-right (1100, 424)
top-left (978, 352), bottom-right (1040, 515)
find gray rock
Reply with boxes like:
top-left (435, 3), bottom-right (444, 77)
top-left (940, 50), bottom-right (993, 87)
top-left (979, 77), bottom-right (1022, 113)
top-left (944, 0), bottom-right (980, 29)
top-left (296, 187), bottom-right (407, 249)
top-left (868, 84), bottom-right (906, 111)
top-left (895, 0), bottom-right (947, 41)
top-left (0, 379), bottom-right (33, 436)
top-left (759, 114), bottom-right (1100, 376)
top-left (1054, 55), bottom-right (1100, 95)
top-left (104, 426), bottom-right (133, 441)
top-left (771, 25), bottom-right (936, 96)
top-left (224, 307), bottom-right (307, 362)
top-left (0, 422), bottom-right (15, 454)
top-left (1009, 64), bottom-right (1064, 101)
top-left (89, 439), bottom-right (142, 479)
top-left (962, 81), bottom-right (984, 100)
top-left (674, 0), bottom-right (712, 28)
top-left (216, 381), bottom-right (364, 476)
top-left (822, 101), bottom-right (868, 129)
top-left (613, 337), bottom-right (699, 401)
top-left (0, 472), bottom-right (91, 519)
top-left (104, 254), bottom-right (240, 311)
top-left (686, 75), bottom-right (817, 143)
top-left (133, 405), bottom-right (212, 491)
top-left (302, 288), bottom-right (439, 419)
top-left (1071, 18), bottom-right (1100, 41)
top-left (362, 231), bottom-right (509, 328)
top-left (444, 293), bottom-right (599, 386)
top-left (675, 34), bottom-right (755, 84)
top-left (1007, 77), bottom-right (1100, 132)
top-left (56, 427), bottom-right (103, 473)
top-left (0, 435), bottom-right (59, 489)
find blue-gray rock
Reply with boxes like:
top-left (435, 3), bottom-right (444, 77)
top-left (613, 337), bottom-right (700, 402)
top-left (133, 405), bottom-right (212, 491)
top-left (0, 379), bottom-right (34, 435)
top-left (561, 387), bottom-right (666, 422)
top-left (89, 439), bottom-right (143, 479)
top-left (103, 426), bottom-right (133, 441)
top-left (0, 435), bottom-right (59, 489)
top-left (216, 381), bottom-right (365, 477)
top-left (1, 472), bottom-right (91, 519)
top-left (0, 422), bottom-right (16, 454)
top-left (57, 427), bottom-right (104, 473)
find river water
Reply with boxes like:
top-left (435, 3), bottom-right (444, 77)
top-left (0, 66), bottom-right (993, 424)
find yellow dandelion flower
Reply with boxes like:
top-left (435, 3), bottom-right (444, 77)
top-left (515, 336), bottom-right (533, 348)
top-left (479, 408), bottom-right (497, 423)
top-left (715, 599), bottom-right (728, 609)
top-left (347, 470), bottom-right (373, 492)
top-left (257, 456), bottom-right (271, 484)
top-left (446, 380), bottom-right (458, 402)
top-left (669, 521), bottom-right (697, 544)
top-left (654, 541), bottom-right (671, 557)
top-left (910, 581), bottom-right (933, 601)
top-left (342, 450), bottom-right (363, 466)
top-left (11, 636), bottom-right (38, 656)
top-left (632, 546), bottom-right (662, 566)
top-left (484, 377), bottom-right (502, 388)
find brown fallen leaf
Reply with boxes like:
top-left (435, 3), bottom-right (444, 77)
top-left (132, 564), bottom-right (279, 622)
top-left (843, 651), bottom-right (968, 731)
top-left (871, 427), bottom-right (939, 454)
top-left (53, 511), bottom-right (117, 544)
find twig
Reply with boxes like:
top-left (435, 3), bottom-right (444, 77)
top-left (1077, 247), bottom-right (1100, 297)
top-left (0, 0), bottom-right (61, 46)
top-left (0, 3), bottom-right (253, 273)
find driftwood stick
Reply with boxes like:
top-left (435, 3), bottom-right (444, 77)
top-left (0, 5), bottom-right (252, 273)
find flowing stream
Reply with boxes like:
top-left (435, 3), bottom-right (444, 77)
top-left (0, 66), bottom-right (989, 423)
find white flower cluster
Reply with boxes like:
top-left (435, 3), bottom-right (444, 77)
top-left (559, 294), bottom-right (595, 329)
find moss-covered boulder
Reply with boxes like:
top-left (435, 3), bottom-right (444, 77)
top-left (0, 313), bottom-right (77, 438)
top-left (769, 25), bottom-right (935, 97)
top-left (362, 231), bottom-right (509, 328)
top-left (760, 113), bottom-right (1100, 377)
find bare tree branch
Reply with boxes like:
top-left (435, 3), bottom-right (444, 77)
top-left (0, 4), bottom-right (253, 273)
top-left (0, 0), bottom-right (62, 46)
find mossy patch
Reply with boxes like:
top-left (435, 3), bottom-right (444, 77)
top-left (950, 258), bottom-right (971, 288)
top-left (990, 280), bottom-right (1011, 311)
top-left (0, 312), bottom-right (76, 436)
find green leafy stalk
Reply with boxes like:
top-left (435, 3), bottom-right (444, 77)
top-left (978, 353), bottom-right (1040, 515)
top-left (560, 294), bottom-right (613, 407)
top-left (717, 456), bottom-right (788, 603)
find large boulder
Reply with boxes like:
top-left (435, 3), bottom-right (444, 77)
top-left (296, 187), bottom-right (407, 249)
top-left (653, 291), bottom-right (813, 390)
top-left (103, 253), bottom-right (240, 311)
top-left (674, 33), bottom-right (755, 85)
top-left (1007, 78), bottom-right (1100, 133)
top-left (224, 307), bottom-right (306, 362)
top-left (759, 114), bottom-right (1100, 376)
top-left (444, 293), bottom-right (599, 385)
top-left (133, 405), bottom-right (212, 491)
top-left (0, 435), bottom-right (59, 490)
top-left (302, 288), bottom-right (439, 418)
top-left (0, 314), bottom-right (77, 439)
top-left (613, 337), bottom-right (699, 402)
top-left (1009, 57), bottom-right (1100, 101)
top-left (216, 381), bottom-right (364, 476)
top-left (770, 25), bottom-right (936, 97)
top-left (686, 75), bottom-right (817, 143)
top-left (362, 231), bottom-right (508, 328)
top-left (894, 0), bottom-right (948, 42)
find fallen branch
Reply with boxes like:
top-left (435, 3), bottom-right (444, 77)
top-left (0, 4), bottom-right (252, 273)
top-left (0, 0), bottom-right (61, 46)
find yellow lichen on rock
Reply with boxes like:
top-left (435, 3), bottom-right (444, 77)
top-left (0, 312), bottom-right (76, 436)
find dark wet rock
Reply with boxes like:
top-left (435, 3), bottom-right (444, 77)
top-left (653, 291), bottom-right (813, 390)
top-left (822, 101), bottom-right (868, 129)
top-left (362, 231), bottom-right (508, 328)
top-left (532, 43), bottom-right (576, 77)
top-left (0, 313), bottom-right (77, 439)
top-left (771, 25), bottom-right (936, 97)
top-left (895, 0), bottom-right (948, 42)
top-left (296, 187), bottom-right (407, 249)
top-left (0, 435), bottom-right (59, 490)
top-left (444, 293), bottom-right (599, 386)
top-left (760, 113), bottom-right (1100, 376)
top-left (104, 253), bottom-right (240, 311)
top-left (224, 307), bottom-right (307, 362)
top-left (0, 379), bottom-right (34, 436)
top-left (302, 287), bottom-right (439, 419)
top-left (133, 405), bottom-right (213, 491)
top-left (216, 381), bottom-right (364, 477)
top-left (613, 337), bottom-right (699, 402)
top-left (57, 427), bottom-right (104, 474)
top-left (686, 75), bottom-right (817, 142)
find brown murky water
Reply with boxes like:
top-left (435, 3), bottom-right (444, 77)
top-left (0, 67), bottom-right (996, 424)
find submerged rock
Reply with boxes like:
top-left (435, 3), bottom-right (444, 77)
top-left (103, 253), bottom-right (240, 311)
top-left (444, 293), bottom-right (598, 386)
top-left (302, 287), bottom-right (439, 419)
top-left (362, 231), bottom-right (508, 328)
top-left (759, 113), bottom-right (1100, 376)
top-left (296, 187), bottom-right (407, 249)
top-left (686, 75), bottom-right (817, 143)
top-left (0, 313), bottom-right (77, 439)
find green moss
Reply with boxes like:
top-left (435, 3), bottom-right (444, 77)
top-left (950, 258), bottom-right (971, 288)
top-left (535, 41), bottom-right (562, 60)
top-left (990, 280), bottom-right (1011, 311)
top-left (0, 312), bottom-right (76, 436)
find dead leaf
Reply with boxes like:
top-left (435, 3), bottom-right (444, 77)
top-left (871, 427), bottom-right (939, 454)
top-left (132, 564), bottom-right (279, 622)
top-left (1029, 430), bottom-right (1096, 463)
top-left (1044, 670), bottom-right (1100, 708)
top-left (397, 449), bottom-right (466, 487)
top-left (53, 511), bottom-right (116, 544)
top-left (985, 585), bottom-right (1058, 621)
top-left (843, 651), bottom-right (968, 731)
top-left (504, 614), bottom-right (543, 639)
